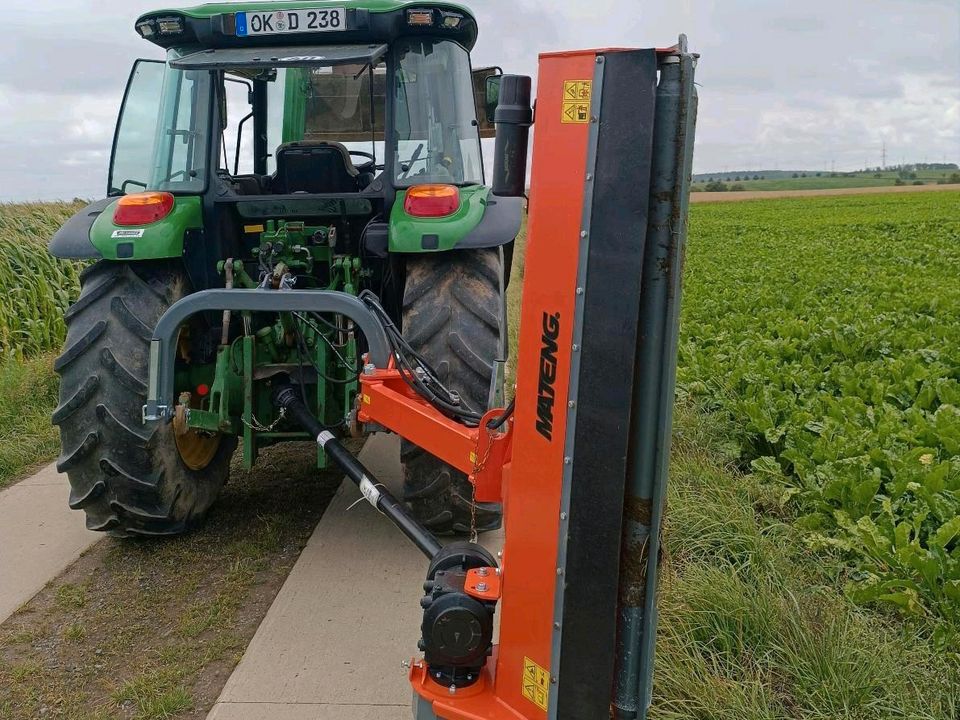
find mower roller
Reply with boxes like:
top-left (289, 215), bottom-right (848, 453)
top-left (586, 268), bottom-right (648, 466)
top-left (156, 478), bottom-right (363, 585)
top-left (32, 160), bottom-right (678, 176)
top-left (50, 4), bottom-right (697, 717)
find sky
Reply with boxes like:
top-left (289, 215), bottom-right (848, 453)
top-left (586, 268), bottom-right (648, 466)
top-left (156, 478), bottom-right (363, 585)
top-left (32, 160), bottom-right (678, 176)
top-left (0, 0), bottom-right (957, 201)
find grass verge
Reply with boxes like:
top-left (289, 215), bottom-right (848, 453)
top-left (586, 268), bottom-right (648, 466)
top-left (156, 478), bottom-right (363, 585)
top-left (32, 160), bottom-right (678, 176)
top-left (650, 404), bottom-right (959, 718)
top-left (0, 443), bottom-right (349, 720)
top-left (0, 353), bottom-right (60, 490)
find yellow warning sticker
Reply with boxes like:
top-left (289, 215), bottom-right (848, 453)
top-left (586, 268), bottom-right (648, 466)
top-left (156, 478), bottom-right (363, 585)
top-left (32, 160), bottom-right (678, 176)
top-left (563, 79), bottom-right (592, 101)
top-left (561, 80), bottom-right (592, 123)
top-left (244, 224), bottom-right (265, 234)
top-left (362, 394), bottom-right (371, 405)
top-left (522, 656), bottom-right (550, 711)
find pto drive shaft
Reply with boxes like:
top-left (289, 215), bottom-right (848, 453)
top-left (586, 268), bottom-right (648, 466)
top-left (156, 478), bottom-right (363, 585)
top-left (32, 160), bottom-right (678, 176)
top-left (271, 384), bottom-right (443, 559)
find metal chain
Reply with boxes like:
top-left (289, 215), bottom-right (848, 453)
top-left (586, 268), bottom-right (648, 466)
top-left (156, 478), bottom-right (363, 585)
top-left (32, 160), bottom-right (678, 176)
top-left (469, 432), bottom-right (496, 543)
top-left (469, 495), bottom-right (479, 544)
top-left (241, 407), bottom-right (286, 432)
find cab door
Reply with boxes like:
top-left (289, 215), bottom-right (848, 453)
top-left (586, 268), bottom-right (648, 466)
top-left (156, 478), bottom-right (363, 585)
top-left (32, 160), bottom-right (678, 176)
top-left (108, 59), bottom-right (166, 196)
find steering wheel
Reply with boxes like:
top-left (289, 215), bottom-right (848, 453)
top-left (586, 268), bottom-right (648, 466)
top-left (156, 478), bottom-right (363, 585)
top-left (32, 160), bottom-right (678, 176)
top-left (349, 150), bottom-right (376, 172)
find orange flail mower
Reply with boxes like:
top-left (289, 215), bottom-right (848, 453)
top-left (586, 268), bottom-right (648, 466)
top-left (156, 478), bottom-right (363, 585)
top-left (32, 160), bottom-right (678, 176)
top-left (350, 40), bottom-right (697, 720)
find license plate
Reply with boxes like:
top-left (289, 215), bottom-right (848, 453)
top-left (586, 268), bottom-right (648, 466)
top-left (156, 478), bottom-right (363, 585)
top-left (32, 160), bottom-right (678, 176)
top-left (235, 8), bottom-right (346, 36)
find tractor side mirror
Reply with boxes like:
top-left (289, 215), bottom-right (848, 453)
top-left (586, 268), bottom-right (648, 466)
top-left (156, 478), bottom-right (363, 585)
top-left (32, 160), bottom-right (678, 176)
top-left (472, 66), bottom-right (502, 139)
top-left (491, 75), bottom-right (533, 197)
top-left (484, 75), bottom-right (502, 122)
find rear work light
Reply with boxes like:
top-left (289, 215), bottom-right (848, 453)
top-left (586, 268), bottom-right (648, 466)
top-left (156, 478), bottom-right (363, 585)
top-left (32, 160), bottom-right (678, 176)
top-left (113, 192), bottom-right (175, 226)
top-left (406, 9), bottom-right (435, 26)
top-left (136, 20), bottom-right (156, 37)
top-left (441, 12), bottom-right (463, 28)
top-left (156, 16), bottom-right (184, 35)
top-left (404, 185), bottom-right (460, 218)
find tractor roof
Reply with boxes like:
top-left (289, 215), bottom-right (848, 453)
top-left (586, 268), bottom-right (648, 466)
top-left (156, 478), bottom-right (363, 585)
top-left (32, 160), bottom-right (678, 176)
top-left (136, 1), bottom-right (478, 51)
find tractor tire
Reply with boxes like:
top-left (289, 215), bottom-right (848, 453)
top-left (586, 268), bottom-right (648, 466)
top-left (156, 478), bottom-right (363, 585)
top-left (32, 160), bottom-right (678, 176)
top-left (401, 249), bottom-right (505, 535)
top-left (53, 261), bottom-right (236, 538)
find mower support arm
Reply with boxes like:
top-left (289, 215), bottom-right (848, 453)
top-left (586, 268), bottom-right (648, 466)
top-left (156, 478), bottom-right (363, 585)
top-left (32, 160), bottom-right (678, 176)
top-left (143, 289), bottom-right (392, 422)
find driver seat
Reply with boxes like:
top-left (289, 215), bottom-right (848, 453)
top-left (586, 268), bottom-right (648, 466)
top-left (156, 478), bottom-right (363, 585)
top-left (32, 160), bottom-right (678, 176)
top-left (273, 141), bottom-right (360, 194)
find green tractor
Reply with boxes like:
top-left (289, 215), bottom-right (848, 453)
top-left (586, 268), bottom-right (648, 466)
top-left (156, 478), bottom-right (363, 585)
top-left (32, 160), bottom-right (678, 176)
top-left (49, 1), bottom-right (531, 538)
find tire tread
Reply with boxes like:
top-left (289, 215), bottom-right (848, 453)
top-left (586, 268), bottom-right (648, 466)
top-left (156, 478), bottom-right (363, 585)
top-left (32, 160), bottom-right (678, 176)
top-left (400, 250), bottom-right (504, 535)
top-left (54, 261), bottom-right (234, 537)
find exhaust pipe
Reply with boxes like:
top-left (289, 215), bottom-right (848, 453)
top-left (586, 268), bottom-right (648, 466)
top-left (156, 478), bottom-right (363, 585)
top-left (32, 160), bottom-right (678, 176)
top-left (491, 75), bottom-right (533, 197)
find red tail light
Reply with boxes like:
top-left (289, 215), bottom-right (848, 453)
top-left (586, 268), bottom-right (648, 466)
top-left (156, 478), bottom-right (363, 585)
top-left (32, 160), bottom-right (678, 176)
top-left (404, 184), bottom-right (460, 218)
top-left (113, 192), bottom-right (175, 226)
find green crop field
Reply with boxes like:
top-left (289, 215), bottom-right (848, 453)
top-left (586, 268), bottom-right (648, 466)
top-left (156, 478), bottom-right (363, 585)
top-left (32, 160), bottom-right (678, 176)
top-left (503, 195), bottom-right (960, 716)
top-left (680, 191), bottom-right (960, 627)
top-left (0, 202), bottom-right (82, 357)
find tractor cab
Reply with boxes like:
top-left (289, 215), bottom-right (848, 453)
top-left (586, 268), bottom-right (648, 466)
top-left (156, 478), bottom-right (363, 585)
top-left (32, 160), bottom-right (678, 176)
top-left (112, 4), bottom-right (504, 264)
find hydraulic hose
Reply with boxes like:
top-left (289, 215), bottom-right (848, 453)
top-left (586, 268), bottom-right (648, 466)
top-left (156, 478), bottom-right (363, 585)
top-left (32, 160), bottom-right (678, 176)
top-left (271, 383), bottom-right (443, 560)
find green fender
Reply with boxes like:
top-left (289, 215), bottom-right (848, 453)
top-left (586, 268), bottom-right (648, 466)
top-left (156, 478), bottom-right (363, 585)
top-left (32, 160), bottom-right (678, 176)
top-left (49, 196), bottom-right (203, 261)
top-left (389, 185), bottom-right (523, 253)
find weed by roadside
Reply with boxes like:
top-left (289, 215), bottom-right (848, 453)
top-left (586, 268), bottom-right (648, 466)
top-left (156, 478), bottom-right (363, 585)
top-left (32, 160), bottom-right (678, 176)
top-left (0, 353), bottom-right (60, 490)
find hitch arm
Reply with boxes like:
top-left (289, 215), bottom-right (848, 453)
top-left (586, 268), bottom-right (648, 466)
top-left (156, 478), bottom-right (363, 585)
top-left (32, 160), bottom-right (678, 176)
top-left (143, 289), bottom-right (392, 421)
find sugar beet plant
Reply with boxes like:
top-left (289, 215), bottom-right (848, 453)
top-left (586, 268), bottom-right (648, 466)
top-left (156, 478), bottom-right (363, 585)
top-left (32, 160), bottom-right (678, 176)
top-left (0, 202), bottom-right (83, 357)
top-left (680, 191), bottom-right (960, 624)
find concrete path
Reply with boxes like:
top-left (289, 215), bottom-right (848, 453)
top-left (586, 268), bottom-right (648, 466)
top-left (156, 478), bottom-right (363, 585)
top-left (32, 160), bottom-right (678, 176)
top-left (208, 434), bottom-right (503, 720)
top-left (0, 463), bottom-right (101, 623)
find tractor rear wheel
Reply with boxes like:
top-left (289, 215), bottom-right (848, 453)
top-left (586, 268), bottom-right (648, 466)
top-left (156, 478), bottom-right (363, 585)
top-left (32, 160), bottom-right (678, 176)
top-left (54, 261), bottom-right (236, 537)
top-left (401, 249), bottom-right (505, 535)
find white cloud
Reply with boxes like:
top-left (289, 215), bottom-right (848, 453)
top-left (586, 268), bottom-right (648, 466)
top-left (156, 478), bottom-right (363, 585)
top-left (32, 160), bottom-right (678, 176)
top-left (0, 0), bottom-right (956, 200)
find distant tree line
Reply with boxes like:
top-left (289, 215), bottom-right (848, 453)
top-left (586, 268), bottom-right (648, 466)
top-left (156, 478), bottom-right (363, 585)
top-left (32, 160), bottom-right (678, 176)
top-left (702, 181), bottom-right (745, 192)
top-left (702, 175), bottom-right (766, 184)
top-left (693, 163), bottom-right (959, 190)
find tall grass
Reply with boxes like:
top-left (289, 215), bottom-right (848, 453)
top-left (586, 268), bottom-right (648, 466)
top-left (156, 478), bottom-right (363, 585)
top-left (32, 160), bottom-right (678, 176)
top-left (0, 354), bottom-right (62, 490)
top-left (650, 405), bottom-right (960, 718)
top-left (0, 202), bottom-right (84, 357)
top-left (0, 202), bottom-right (84, 487)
